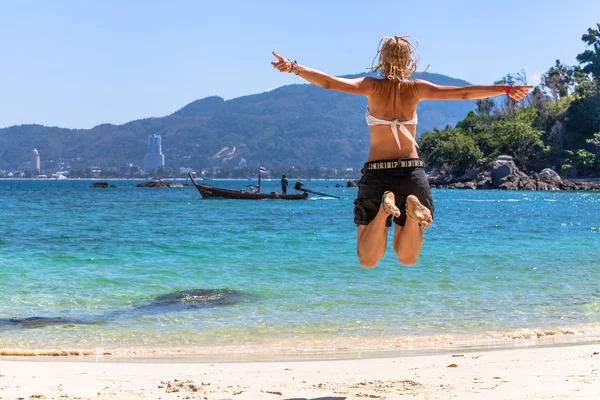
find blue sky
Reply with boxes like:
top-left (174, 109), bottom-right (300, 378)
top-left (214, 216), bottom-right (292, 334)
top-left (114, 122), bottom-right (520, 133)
top-left (0, 0), bottom-right (598, 129)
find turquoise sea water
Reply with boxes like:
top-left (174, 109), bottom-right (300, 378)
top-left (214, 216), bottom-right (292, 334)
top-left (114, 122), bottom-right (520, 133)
top-left (1, 179), bottom-right (599, 358)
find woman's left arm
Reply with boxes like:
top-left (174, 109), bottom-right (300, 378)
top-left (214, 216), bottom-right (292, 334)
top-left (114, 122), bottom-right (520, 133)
top-left (271, 52), bottom-right (375, 96)
top-left (416, 79), bottom-right (533, 101)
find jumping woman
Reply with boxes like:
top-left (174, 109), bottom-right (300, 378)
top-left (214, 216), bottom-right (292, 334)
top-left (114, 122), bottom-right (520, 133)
top-left (271, 36), bottom-right (532, 268)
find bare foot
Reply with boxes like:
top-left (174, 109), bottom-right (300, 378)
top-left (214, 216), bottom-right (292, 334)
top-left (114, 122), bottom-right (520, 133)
top-left (406, 194), bottom-right (433, 228)
top-left (381, 191), bottom-right (401, 218)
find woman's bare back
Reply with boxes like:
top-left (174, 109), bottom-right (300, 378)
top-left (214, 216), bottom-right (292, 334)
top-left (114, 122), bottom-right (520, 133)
top-left (366, 79), bottom-right (421, 161)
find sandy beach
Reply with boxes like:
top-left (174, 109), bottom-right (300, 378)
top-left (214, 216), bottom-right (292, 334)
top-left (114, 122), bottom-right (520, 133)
top-left (1, 343), bottom-right (599, 399)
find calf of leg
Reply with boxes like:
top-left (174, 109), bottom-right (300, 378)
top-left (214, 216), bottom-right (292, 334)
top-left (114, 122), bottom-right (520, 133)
top-left (393, 217), bottom-right (424, 266)
top-left (356, 209), bottom-right (390, 268)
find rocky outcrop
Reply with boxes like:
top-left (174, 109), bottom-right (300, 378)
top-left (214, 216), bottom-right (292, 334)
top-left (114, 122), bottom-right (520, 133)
top-left (555, 180), bottom-right (600, 191)
top-left (539, 168), bottom-right (561, 184)
top-left (428, 155), bottom-right (600, 191)
top-left (491, 155), bottom-right (521, 187)
top-left (136, 181), bottom-right (191, 188)
top-left (90, 182), bottom-right (114, 188)
top-left (346, 156), bottom-right (600, 191)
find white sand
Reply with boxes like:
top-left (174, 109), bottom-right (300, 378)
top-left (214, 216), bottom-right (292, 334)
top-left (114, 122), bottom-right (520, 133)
top-left (1, 343), bottom-right (599, 399)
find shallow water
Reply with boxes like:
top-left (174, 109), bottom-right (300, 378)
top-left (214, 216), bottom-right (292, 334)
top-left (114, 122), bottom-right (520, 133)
top-left (1, 179), bottom-right (599, 357)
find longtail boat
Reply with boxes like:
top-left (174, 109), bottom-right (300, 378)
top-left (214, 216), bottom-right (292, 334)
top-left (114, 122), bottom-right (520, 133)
top-left (188, 173), bottom-right (308, 200)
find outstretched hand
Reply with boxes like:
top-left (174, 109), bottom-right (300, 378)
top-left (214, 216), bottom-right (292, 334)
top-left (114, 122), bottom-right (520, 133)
top-left (271, 51), bottom-right (293, 73)
top-left (507, 85), bottom-right (534, 101)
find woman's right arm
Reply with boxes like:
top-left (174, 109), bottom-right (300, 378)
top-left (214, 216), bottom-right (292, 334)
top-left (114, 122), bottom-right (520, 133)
top-left (416, 80), bottom-right (532, 102)
top-left (271, 52), bottom-right (375, 96)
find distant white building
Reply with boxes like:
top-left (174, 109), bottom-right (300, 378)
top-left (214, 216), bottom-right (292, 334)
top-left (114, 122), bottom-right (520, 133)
top-left (31, 148), bottom-right (40, 172)
top-left (143, 134), bottom-right (165, 173)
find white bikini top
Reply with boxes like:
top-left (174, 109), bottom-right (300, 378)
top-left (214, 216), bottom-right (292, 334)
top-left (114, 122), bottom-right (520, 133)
top-left (365, 107), bottom-right (419, 150)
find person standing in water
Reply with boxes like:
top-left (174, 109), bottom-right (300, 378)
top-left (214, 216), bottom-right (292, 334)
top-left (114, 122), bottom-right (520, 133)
top-left (271, 36), bottom-right (531, 268)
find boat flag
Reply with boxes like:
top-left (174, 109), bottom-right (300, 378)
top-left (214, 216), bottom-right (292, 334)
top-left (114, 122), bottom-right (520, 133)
top-left (259, 166), bottom-right (266, 174)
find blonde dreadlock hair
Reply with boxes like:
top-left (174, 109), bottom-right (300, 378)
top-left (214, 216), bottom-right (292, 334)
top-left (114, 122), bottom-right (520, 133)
top-left (370, 36), bottom-right (428, 80)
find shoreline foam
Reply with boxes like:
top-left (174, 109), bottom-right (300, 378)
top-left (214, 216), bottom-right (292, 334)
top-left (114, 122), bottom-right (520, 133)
top-left (3, 322), bottom-right (600, 362)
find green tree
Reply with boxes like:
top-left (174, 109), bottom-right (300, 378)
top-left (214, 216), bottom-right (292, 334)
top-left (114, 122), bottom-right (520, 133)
top-left (530, 86), bottom-right (547, 111)
top-left (576, 23), bottom-right (600, 81)
top-left (491, 114), bottom-right (544, 168)
top-left (455, 111), bottom-right (495, 155)
top-left (542, 145), bottom-right (568, 170)
top-left (440, 132), bottom-right (483, 174)
top-left (456, 111), bottom-right (480, 133)
top-left (561, 150), bottom-right (575, 177)
top-left (541, 60), bottom-right (574, 101)
top-left (586, 134), bottom-right (600, 171)
top-left (586, 132), bottom-right (600, 151)
top-left (418, 128), bottom-right (451, 172)
top-left (475, 99), bottom-right (495, 115)
top-left (565, 88), bottom-right (600, 146)
top-left (567, 26), bottom-right (600, 148)
top-left (574, 77), bottom-right (598, 98)
top-left (495, 74), bottom-right (515, 85)
top-left (418, 128), bottom-right (482, 174)
top-left (573, 149), bottom-right (596, 177)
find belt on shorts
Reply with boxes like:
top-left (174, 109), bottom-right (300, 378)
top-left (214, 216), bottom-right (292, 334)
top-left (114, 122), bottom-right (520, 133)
top-left (363, 158), bottom-right (424, 172)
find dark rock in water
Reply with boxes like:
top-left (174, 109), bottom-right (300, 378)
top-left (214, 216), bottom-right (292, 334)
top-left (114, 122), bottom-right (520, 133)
top-left (137, 181), bottom-right (170, 188)
top-left (0, 316), bottom-right (88, 329)
top-left (2, 289), bottom-right (257, 329)
top-left (137, 289), bottom-right (254, 312)
top-left (91, 182), bottom-right (114, 188)
top-left (146, 289), bottom-right (249, 308)
top-left (347, 180), bottom-right (358, 187)
top-left (137, 181), bottom-right (192, 188)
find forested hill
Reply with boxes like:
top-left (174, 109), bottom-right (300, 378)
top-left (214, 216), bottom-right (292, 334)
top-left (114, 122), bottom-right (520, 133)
top-left (0, 72), bottom-right (475, 170)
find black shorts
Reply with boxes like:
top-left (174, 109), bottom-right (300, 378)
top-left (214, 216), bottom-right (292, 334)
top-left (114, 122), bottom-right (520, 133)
top-left (353, 159), bottom-right (434, 227)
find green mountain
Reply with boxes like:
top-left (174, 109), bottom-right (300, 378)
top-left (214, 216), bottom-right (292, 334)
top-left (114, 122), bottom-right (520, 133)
top-left (0, 72), bottom-right (475, 170)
